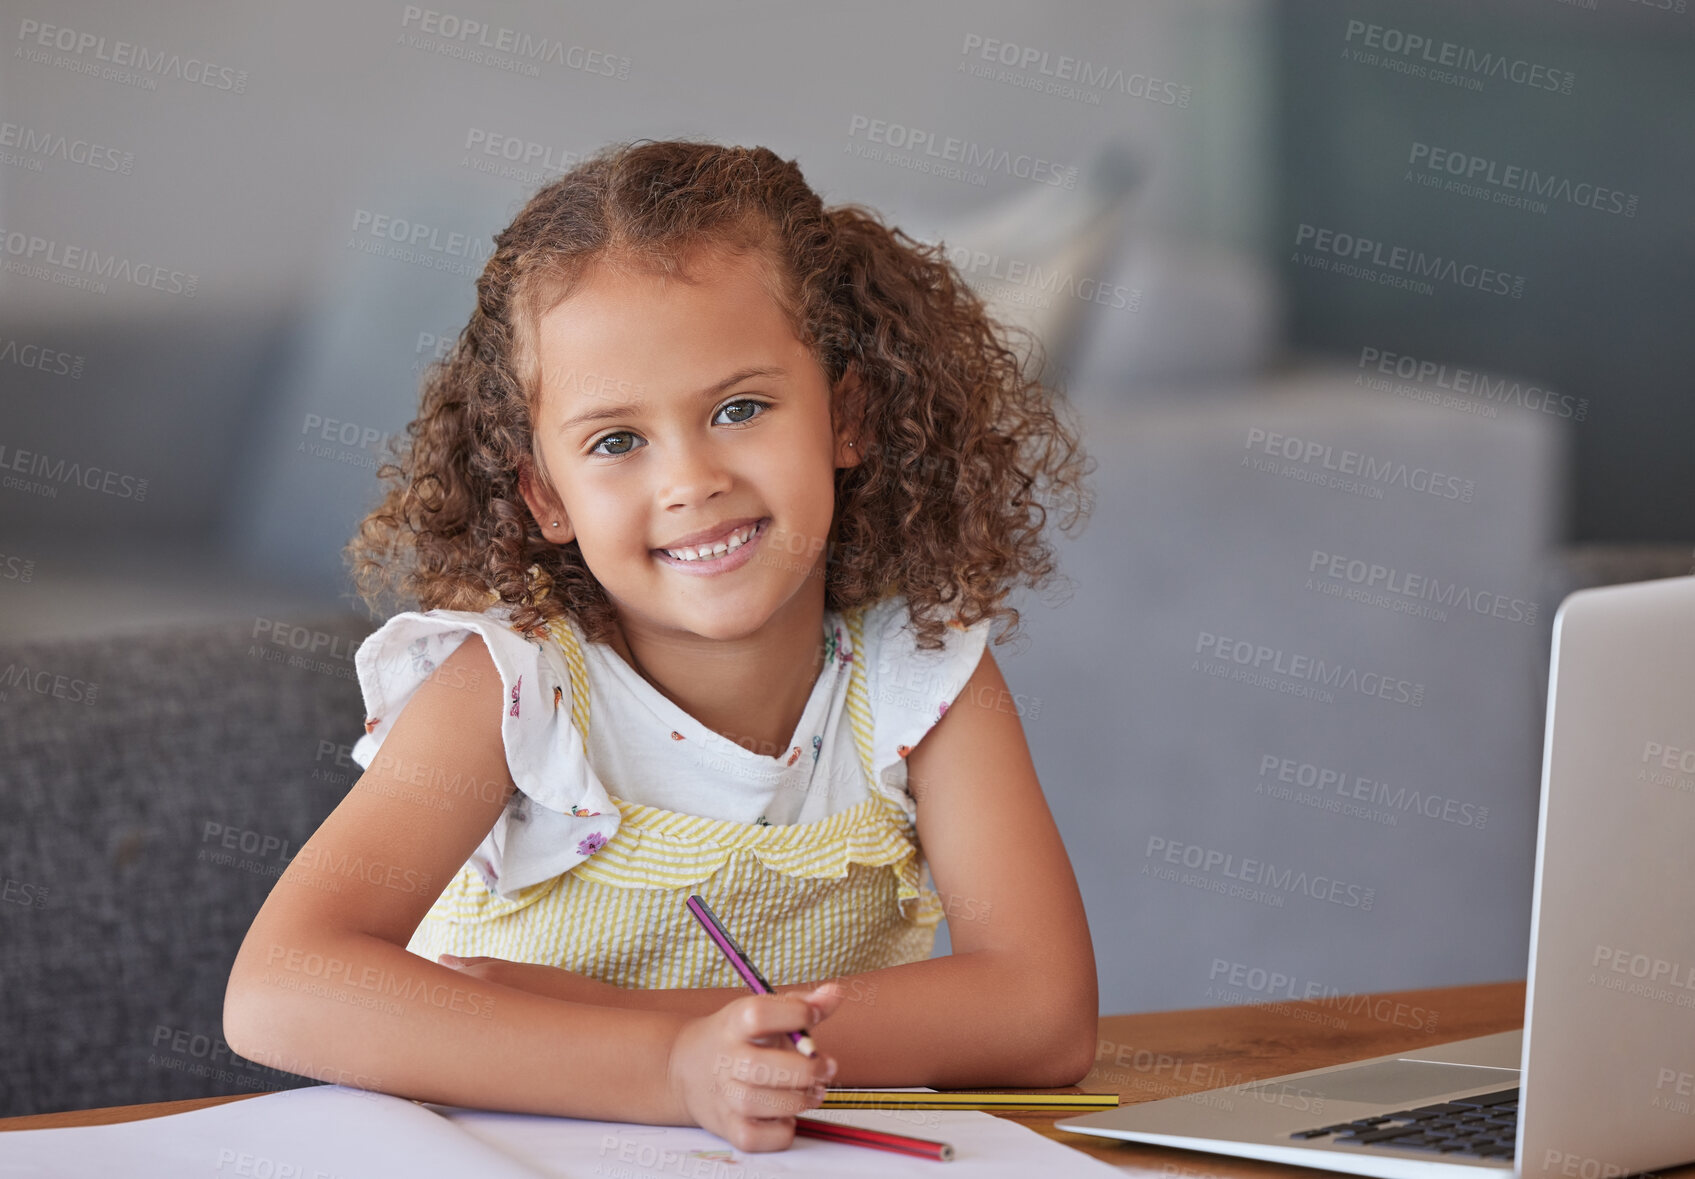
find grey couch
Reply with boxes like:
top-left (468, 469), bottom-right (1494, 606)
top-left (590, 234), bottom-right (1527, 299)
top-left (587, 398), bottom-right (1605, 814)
top-left (0, 612), bottom-right (373, 1117)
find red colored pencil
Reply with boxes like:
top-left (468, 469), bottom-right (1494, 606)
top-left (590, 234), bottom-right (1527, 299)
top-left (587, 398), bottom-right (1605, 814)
top-left (794, 1114), bottom-right (956, 1161)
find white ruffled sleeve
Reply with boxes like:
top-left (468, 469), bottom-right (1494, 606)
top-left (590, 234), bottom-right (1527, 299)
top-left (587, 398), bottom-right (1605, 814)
top-left (348, 606), bottom-right (618, 900)
top-left (858, 595), bottom-right (993, 820)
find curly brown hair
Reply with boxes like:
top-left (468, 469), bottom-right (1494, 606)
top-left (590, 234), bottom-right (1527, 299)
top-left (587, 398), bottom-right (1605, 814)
top-left (346, 137), bottom-right (1094, 652)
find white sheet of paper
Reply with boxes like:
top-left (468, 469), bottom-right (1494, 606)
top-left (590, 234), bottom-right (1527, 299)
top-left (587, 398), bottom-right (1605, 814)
top-left (0, 1084), bottom-right (1125, 1178)
top-left (429, 1090), bottom-right (1128, 1178)
top-left (0, 1084), bottom-right (541, 1179)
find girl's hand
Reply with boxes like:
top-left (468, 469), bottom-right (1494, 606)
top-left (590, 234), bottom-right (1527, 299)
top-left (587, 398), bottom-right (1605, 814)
top-left (665, 983), bottom-right (844, 1151)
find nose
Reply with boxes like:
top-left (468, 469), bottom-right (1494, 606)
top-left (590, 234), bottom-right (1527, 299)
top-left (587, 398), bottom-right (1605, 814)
top-left (654, 435), bottom-right (732, 510)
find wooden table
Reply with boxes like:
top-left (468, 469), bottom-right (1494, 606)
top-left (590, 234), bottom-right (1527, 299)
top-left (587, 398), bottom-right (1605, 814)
top-left (5, 981), bottom-right (1680, 1176)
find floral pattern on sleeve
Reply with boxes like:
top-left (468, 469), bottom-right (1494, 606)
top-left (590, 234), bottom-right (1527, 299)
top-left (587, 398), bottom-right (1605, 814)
top-left (822, 623), bottom-right (854, 668)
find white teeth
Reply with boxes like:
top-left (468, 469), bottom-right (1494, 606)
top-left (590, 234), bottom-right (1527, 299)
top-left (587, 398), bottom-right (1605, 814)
top-left (664, 523), bottom-right (758, 562)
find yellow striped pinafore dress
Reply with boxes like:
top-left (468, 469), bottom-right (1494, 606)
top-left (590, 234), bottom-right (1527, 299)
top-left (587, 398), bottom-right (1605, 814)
top-left (405, 607), bottom-right (945, 989)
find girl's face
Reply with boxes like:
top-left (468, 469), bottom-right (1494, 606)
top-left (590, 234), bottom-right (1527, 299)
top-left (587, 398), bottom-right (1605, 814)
top-left (518, 246), bottom-right (861, 644)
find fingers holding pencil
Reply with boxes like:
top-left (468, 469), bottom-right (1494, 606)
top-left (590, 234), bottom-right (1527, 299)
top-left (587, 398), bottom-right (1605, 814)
top-left (677, 899), bottom-right (856, 1151)
top-left (667, 983), bottom-right (843, 1152)
top-left (742, 981), bottom-right (845, 1059)
top-left (731, 984), bottom-right (843, 1104)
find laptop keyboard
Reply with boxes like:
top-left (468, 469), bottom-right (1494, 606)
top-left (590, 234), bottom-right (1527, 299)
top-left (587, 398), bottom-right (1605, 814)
top-left (1290, 1087), bottom-right (1519, 1159)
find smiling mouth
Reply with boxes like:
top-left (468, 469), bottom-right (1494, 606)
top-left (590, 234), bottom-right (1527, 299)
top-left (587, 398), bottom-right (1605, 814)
top-left (655, 518), bottom-right (768, 563)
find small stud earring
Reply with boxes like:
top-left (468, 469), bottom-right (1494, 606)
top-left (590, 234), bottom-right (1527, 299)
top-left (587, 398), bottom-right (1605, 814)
top-left (551, 521), bottom-right (560, 527)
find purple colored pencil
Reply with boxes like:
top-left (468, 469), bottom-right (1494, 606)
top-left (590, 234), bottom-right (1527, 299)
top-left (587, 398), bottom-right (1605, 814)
top-left (685, 893), bottom-right (818, 1058)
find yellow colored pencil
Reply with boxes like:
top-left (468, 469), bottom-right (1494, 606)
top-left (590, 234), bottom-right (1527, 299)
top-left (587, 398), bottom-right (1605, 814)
top-left (820, 1091), bottom-right (1120, 1110)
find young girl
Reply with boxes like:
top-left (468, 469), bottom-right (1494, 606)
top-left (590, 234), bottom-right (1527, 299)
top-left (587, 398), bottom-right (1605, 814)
top-left (225, 139), bottom-right (1097, 1153)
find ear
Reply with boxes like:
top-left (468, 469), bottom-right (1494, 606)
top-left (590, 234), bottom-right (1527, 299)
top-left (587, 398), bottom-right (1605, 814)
top-left (518, 462), bottom-right (575, 544)
top-left (833, 362), bottom-right (869, 470)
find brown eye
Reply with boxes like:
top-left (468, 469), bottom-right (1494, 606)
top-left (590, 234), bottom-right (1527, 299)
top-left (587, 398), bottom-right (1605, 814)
top-left (590, 431), bottom-right (641, 456)
top-left (716, 399), bottom-right (767, 425)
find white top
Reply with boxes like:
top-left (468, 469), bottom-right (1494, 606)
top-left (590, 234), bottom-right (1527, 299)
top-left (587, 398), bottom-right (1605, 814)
top-left (349, 595), bottom-right (992, 900)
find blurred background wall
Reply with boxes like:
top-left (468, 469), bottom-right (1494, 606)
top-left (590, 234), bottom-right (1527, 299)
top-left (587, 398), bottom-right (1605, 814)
top-left (2, 0), bottom-right (1692, 1110)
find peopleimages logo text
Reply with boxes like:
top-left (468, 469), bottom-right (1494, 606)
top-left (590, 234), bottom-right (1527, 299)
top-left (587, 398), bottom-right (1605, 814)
top-left (398, 6), bottom-right (631, 78)
top-left (1258, 753), bottom-right (1489, 830)
top-left (1145, 837), bottom-right (1376, 910)
top-left (1308, 550), bottom-right (1538, 626)
top-left (1294, 224), bottom-right (1525, 298)
top-left (0, 121), bottom-right (134, 173)
top-left (1195, 631), bottom-right (1425, 707)
top-left (1357, 347), bottom-right (1589, 422)
top-left (16, 19), bottom-right (249, 92)
top-left (957, 34), bottom-right (1191, 106)
top-left (1244, 428), bottom-right (1475, 502)
top-left (847, 115), bottom-right (1078, 188)
top-left (0, 227), bottom-right (199, 297)
top-left (1343, 20), bottom-right (1574, 94)
top-left (1408, 143), bottom-right (1638, 218)
top-left (0, 442), bottom-right (148, 500)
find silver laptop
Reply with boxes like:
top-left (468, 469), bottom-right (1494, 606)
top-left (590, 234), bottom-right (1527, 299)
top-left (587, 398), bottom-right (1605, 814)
top-left (1059, 574), bottom-right (1695, 1178)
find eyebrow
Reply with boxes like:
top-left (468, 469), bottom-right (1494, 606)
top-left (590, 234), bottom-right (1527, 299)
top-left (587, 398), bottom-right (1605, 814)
top-left (557, 365), bottom-right (787, 436)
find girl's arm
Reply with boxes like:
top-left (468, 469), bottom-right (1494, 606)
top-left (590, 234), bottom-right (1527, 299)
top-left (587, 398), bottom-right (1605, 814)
top-left (449, 648), bottom-right (1101, 1090)
top-left (223, 635), bottom-right (696, 1123)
